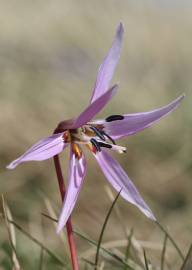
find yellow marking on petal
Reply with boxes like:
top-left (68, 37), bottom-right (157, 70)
top-left (72, 143), bottom-right (82, 159)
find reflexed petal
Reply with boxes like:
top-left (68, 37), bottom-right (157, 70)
top-left (94, 95), bottom-right (185, 140)
top-left (7, 133), bottom-right (67, 169)
top-left (90, 23), bottom-right (124, 104)
top-left (94, 150), bottom-right (156, 220)
top-left (57, 147), bottom-right (87, 233)
top-left (73, 85), bottom-right (118, 129)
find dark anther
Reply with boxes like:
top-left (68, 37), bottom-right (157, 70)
top-left (98, 142), bottom-right (112, 149)
top-left (101, 130), bottom-right (116, 145)
top-left (90, 126), bottom-right (106, 141)
top-left (90, 138), bottom-right (101, 152)
top-left (105, 115), bottom-right (124, 122)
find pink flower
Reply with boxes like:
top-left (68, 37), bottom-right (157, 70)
top-left (7, 23), bottom-right (184, 233)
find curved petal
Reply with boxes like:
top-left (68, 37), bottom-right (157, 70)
top-left (57, 146), bottom-right (87, 233)
top-left (7, 132), bottom-right (67, 169)
top-left (94, 95), bottom-right (185, 140)
top-left (94, 150), bottom-right (156, 221)
top-left (90, 23), bottom-right (124, 104)
top-left (72, 84), bottom-right (118, 129)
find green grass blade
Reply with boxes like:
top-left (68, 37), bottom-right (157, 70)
top-left (94, 190), bottom-right (121, 270)
top-left (39, 247), bottom-right (44, 270)
top-left (143, 249), bottom-right (149, 270)
top-left (161, 233), bottom-right (168, 270)
top-left (156, 221), bottom-right (184, 261)
top-left (124, 228), bottom-right (134, 270)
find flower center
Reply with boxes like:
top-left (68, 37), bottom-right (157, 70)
top-left (67, 124), bottom-right (126, 154)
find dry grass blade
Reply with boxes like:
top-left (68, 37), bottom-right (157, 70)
top-left (180, 244), bottom-right (192, 270)
top-left (80, 239), bottom-right (162, 261)
top-left (156, 221), bottom-right (184, 261)
top-left (4, 218), bottom-right (65, 267)
top-left (124, 228), bottom-right (134, 270)
top-left (161, 233), bottom-right (168, 270)
top-left (99, 261), bottom-right (105, 270)
top-left (94, 190), bottom-right (121, 270)
top-left (1, 194), bottom-right (21, 270)
top-left (111, 248), bottom-right (143, 270)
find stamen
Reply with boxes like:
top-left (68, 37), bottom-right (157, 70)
top-left (71, 143), bottom-right (82, 159)
top-left (97, 140), bottom-right (126, 153)
top-left (112, 144), bottom-right (127, 154)
top-left (101, 130), bottom-right (116, 145)
top-left (105, 114), bottom-right (124, 122)
top-left (98, 142), bottom-right (112, 149)
top-left (90, 126), bottom-right (106, 141)
top-left (63, 131), bottom-right (70, 143)
top-left (90, 138), bottom-right (101, 152)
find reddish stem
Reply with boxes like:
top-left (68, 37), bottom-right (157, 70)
top-left (53, 155), bottom-right (79, 270)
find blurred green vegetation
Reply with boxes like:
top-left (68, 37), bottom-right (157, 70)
top-left (0, 1), bottom-right (192, 269)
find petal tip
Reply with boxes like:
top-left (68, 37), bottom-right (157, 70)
top-left (180, 93), bottom-right (186, 100)
top-left (111, 83), bottom-right (119, 93)
top-left (147, 211), bottom-right (157, 222)
top-left (109, 84), bottom-right (119, 99)
top-left (6, 161), bottom-right (18, 170)
top-left (139, 203), bottom-right (156, 221)
top-left (177, 93), bottom-right (185, 101)
top-left (117, 22), bottom-right (124, 37)
top-left (172, 94), bottom-right (185, 108)
top-left (56, 226), bottom-right (62, 234)
top-left (56, 220), bottom-right (66, 234)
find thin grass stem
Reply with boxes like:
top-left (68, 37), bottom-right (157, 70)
top-left (39, 247), bottom-right (44, 270)
top-left (124, 228), bottom-right (134, 270)
top-left (161, 233), bottom-right (168, 270)
top-left (156, 221), bottom-right (184, 261)
top-left (94, 190), bottom-right (121, 270)
top-left (180, 244), bottom-right (192, 270)
top-left (143, 249), bottom-right (149, 270)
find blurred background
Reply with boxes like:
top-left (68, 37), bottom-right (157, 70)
top-left (0, 0), bottom-right (192, 269)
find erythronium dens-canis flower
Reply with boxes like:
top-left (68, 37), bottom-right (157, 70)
top-left (7, 23), bottom-right (184, 233)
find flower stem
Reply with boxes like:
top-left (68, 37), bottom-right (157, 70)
top-left (53, 155), bottom-right (79, 270)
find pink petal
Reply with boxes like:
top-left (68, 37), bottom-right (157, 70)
top-left (94, 95), bottom-right (185, 140)
top-left (73, 85), bottom-right (118, 129)
top-left (57, 147), bottom-right (87, 233)
top-left (7, 133), bottom-right (67, 169)
top-left (94, 150), bottom-right (156, 221)
top-left (90, 23), bottom-right (124, 104)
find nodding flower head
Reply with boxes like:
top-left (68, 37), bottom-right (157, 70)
top-left (7, 23), bottom-right (185, 233)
